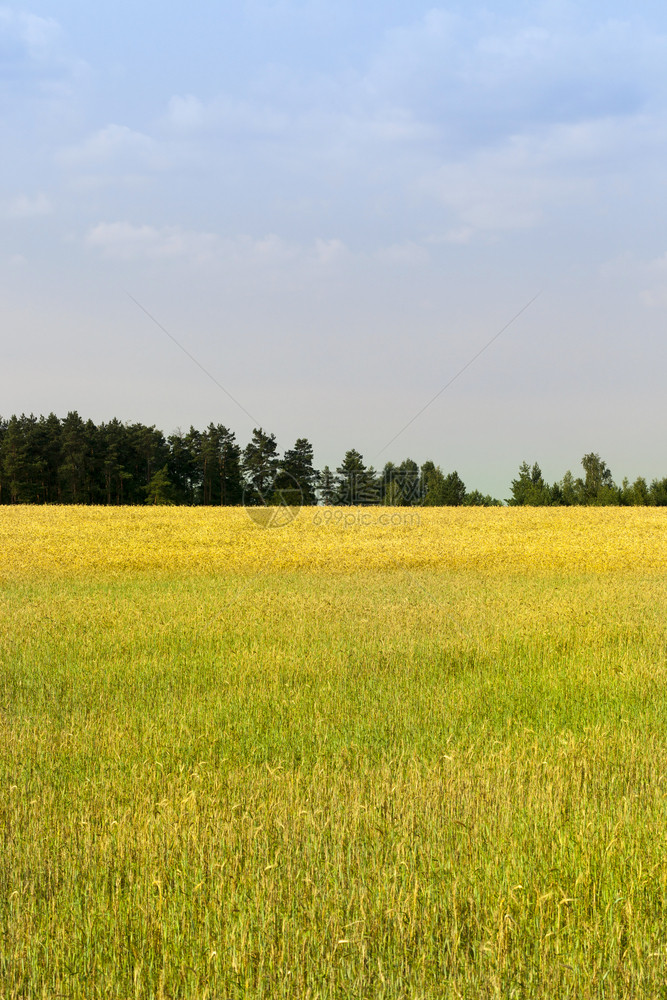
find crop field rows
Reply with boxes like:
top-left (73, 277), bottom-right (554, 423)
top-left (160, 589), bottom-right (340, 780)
top-left (2, 507), bottom-right (667, 998)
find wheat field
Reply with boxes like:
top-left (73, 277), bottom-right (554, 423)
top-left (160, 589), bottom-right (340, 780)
top-left (2, 507), bottom-right (667, 998)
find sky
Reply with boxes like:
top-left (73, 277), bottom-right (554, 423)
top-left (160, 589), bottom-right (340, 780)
top-left (2, 0), bottom-right (667, 497)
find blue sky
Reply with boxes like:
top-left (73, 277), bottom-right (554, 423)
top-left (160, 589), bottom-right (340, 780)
top-left (2, 0), bottom-right (667, 496)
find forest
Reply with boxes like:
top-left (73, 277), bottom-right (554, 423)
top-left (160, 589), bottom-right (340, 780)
top-left (1, 411), bottom-right (666, 506)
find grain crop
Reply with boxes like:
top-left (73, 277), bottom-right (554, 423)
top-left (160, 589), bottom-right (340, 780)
top-left (1, 506), bottom-right (667, 998)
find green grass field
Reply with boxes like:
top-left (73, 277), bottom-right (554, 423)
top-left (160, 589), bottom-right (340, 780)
top-left (2, 510), bottom-right (667, 997)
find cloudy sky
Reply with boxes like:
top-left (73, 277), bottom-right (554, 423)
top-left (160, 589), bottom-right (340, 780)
top-left (2, 0), bottom-right (667, 496)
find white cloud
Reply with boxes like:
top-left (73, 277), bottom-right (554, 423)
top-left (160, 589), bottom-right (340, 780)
top-left (434, 227), bottom-right (475, 246)
top-left (599, 251), bottom-right (667, 309)
top-left (86, 222), bottom-right (220, 263)
top-left (85, 222), bottom-right (436, 277)
top-left (364, 8), bottom-right (667, 140)
top-left (420, 112), bottom-right (663, 237)
top-left (165, 95), bottom-right (207, 131)
top-left (59, 124), bottom-right (160, 169)
top-left (423, 146), bottom-right (553, 234)
top-left (374, 241), bottom-right (429, 266)
top-left (164, 93), bottom-right (288, 137)
top-left (2, 192), bottom-right (52, 218)
top-left (85, 222), bottom-right (328, 269)
top-left (314, 237), bottom-right (347, 265)
top-left (0, 6), bottom-right (63, 61)
top-left (0, 5), bottom-right (86, 97)
top-left (640, 252), bottom-right (667, 308)
top-left (134, 7), bottom-right (667, 248)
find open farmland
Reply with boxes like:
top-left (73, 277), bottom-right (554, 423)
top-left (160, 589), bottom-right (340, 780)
top-left (2, 507), bottom-right (667, 998)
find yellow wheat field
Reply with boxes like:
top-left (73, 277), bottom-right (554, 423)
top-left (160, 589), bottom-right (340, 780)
top-left (1, 505), bottom-right (667, 579)
top-left (3, 505), bottom-right (667, 997)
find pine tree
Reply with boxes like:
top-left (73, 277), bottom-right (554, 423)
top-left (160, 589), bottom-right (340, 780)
top-left (318, 466), bottom-right (336, 505)
top-left (144, 465), bottom-right (175, 505)
top-left (441, 470), bottom-right (466, 506)
top-left (200, 424), bottom-right (242, 505)
top-left (421, 461), bottom-right (447, 506)
top-left (395, 459), bottom-right (421, 505)
top-left (59, 411), bottom-right (91, 503)
top-left (277, 438), bottom-right (318, 506)
top-left (2, 415), bottom-right (30, 503)
top-left (335, 450), bottom-right (379, 505)
top-left (650, 478), bottom-right (667, 506)
top-left (464, 490), bottom-right (501, 507)
top-left (182, 427), bottom-right (204, 503)
top-left (129, 424), bottom-right (169, 499)
top-left (34, 413), bottom-right (63, 503)
top-left (242, 428), bottom-right (279, 504)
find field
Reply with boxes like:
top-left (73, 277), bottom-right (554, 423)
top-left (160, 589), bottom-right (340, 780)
top-left (2, 506), bottom-right (667, 999)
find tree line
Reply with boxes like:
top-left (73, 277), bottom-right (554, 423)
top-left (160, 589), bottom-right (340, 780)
top-left (0, 412), bottom-right (500, 506)
top-left (1, 413), bottom-right (665, 506)
top-left (508, 455), bottom-right (667, 506)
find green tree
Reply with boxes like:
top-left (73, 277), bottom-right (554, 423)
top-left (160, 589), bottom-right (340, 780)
top-left (277, 438), bottom-right (318, 505)
top-left (381, 460), bottom-right (422, 505)
top-left (548, 481), bottom-right (563, 506)
top-left (396, 459), bottom-right (421, 505)
top-left (181, 427), bottom-right (205, 503)
top-left (59, 411), bottom-right (92, 503)
top-left (19, 414), bottom-right (47, 503)
top-left (166, 430), bottom-right (196, 504)
top-left (242, 428), bottom-right (279, 504)
top-left (144, 465), bottom-right (175, 504)
top-left (0, 417), bottom-right (6, 503)
top-left (559, 470), bottom-right (582, 506)
top-left (335, 450), bottom-right (379, 505)
top-left (199, 424), bottom-right (242, 505)
top-left (420, 461), bottom-right (447, 506)
top-left (380, 463), bottom-right (401, 505)
top-left (581, 453), bottom-right (616, 505)
top-left (508, 462), bottom-right (551, 505)
top-left (464, 490), bottom-right (502, 507)
top-left (630, 476), bottom-right (650, 506)
top-left (128, 424), bottom-right (169, 500)
top-left (421, 461), bottom-right (443, 506)
top-left (382, 480), bottom-right (404, 506)
top-left (1, 415), bottom-right (31, 503)
top-left (33, 413), bottom-right (63, 503)
top-left (13, 414), bottom-right (44, 503)
top-left (441, 470), bottom-right (466, 506)
top-left (99, 419), bottom-right (133, 504)
top-left (649, 478), bottom-right (667, 506)
top-left (318, 466), bottom-right (336, 505)
top-left (362, 467), bottom-right (380, 505)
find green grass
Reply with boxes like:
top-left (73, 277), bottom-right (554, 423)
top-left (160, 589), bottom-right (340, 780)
top-left (3, 570), bottom-right (667, 998)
